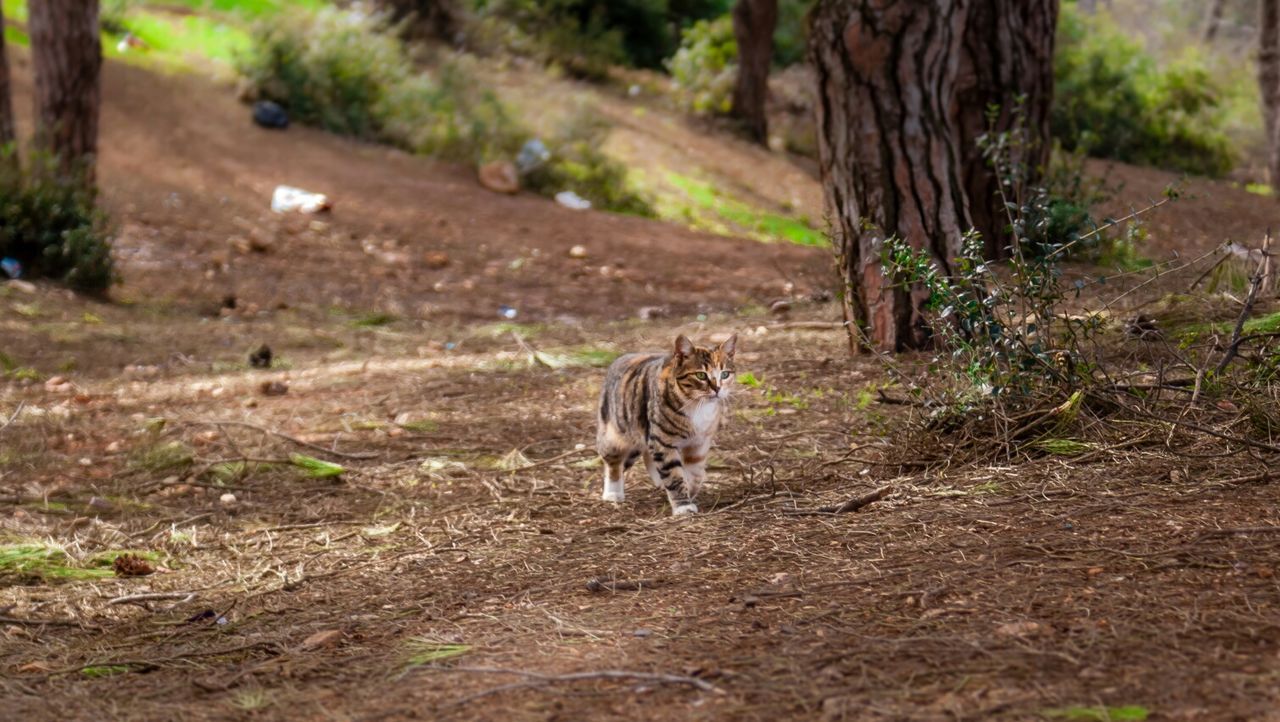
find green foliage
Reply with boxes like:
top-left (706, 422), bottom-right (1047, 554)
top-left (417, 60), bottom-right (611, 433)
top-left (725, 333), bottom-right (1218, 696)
top-left (523, 109), bottom-right (654, 216)
top-left (239, 10), bottom-right (525, 164)
top-left (772, 0), bottom-right (814, 67)
top-left (289, 453), bottom-right (345, 478)
top-left (0, 151), bottom-right (115, 294)
top-left (1044, 706), bottom-right (1149, 722)
top-left (667, 15), bottom-right (736, 116)
top-left (0, 543), bottom-right (115, 583)
top-left (472, 0), bottom-right (728, 74)
top-left (1053, 5), bottom-right (1234, 176)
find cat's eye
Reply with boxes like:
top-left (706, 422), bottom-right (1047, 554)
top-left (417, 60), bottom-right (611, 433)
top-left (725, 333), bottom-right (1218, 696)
top-left (695, 372), bottom-right (708, 381)
top-left (721, 371), bottom-right (731, 379)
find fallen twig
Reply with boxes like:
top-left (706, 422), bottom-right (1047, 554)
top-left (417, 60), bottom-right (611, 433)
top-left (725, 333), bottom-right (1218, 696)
top-left (435, 666), bottom-right (723, 707)
top-left (106, 591), bottom-right (198, 606)
top-left (0, 615), bottom-right (93, 628)
top-left (184, 420), bottom-right (379, 460)
top-left (1214, 232), bottom-right (1269, 375)
top-left (585, 577), bottom-right (664, 593)
top-left (0, 401), bottom-right (24, 433)
top-left (785, 485), bottom-right (894, 516)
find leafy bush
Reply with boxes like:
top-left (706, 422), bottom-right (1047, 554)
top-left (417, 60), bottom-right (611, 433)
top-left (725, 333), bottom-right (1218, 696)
top-left (667, 15), bottom-right (737, 116)
top-left (772, 0), bottom-right (814, 67)
top-left (523, 110), bottom-right (654, 216)
top-left (471, 0), bottom-right (729, 74)
top-left (239, 9), bottom-right (523, 163)
top-left (1053, 5), bottom-right (1234, 177)
top-left (0, 151), bottom-right (115, 294)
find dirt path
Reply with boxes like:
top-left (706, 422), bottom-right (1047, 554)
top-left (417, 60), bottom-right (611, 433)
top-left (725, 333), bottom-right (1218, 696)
top-left (4, 54), bottom-right (1280, 722)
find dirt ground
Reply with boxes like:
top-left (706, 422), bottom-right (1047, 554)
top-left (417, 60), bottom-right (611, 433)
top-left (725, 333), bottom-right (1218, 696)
top-left (5, 54), bottom-right (1280, 722)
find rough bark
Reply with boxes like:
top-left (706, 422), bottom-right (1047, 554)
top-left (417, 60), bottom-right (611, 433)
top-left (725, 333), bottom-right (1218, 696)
top-left (809, 0), bottom-right (971, 352)
top-left (29, 0), bottom-right (102, 182)
top-left (1204, 0), bottom-right (1228, 42)
top-left (955, 0), bottom-right (1058, 259)
top-left (0, 3), bottom-right (14, 152)
top-left (1262, 0), bottom-right (1280, 185)
top-left (730, 0), bottom-right (778, 145)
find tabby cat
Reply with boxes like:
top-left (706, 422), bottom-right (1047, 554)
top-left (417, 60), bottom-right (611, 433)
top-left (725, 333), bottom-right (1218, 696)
top-left (596, 334), bottom-right (738, 516)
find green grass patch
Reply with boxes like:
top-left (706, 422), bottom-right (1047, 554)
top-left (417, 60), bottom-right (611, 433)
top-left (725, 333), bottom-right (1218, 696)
top-left (350, 312), bottom-right (397, 328)
top-left (0, 543), bottom-right (114, 583)
top-left (289, 453), bottom-right (344, 479)
top-left (1044, 705), bottom-right (1149, 722)
top-left (1032, 438), bottom-right (1092, 456)
top-left (659, 172), bottom-right (825, 246)
top-left (404, 639), bottom-right (470, 667)
top-left (736, 371), bottom-right (762, 388)
top-left (129, 440), bottom-right (194, 473)
top-left (1246, 183), bottom-right (1274, 197)
top-left (81, 665), bottom-right (131, 678)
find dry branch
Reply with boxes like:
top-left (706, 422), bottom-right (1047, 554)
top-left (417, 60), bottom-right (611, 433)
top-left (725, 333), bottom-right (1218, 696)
top-left (785, 485), bottom-right (894, 516)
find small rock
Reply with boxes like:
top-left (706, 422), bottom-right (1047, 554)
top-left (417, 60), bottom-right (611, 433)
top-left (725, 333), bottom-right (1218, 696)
top-left (424, 252), bottom-right (450, 269)
top-left (478, 161), bottom-right (520, 194)
top-left (995, 621), bottom-right (1043, 637)
top-left (44, 376), bottom-right (73, 393)
top-left (252, 100), bottom-right (289, 130)
top-left (769, 572), bottom-right (792, 586)
top-left (7, 279), bottom-right (36, 294)
top-left (637, 306), bottom-right (668, 321)
top-left (568, 244), bottom-right (588, 259)
top-left (249, 344), bottom-right (273, 369)
top-left (632, 629), bottom-right (652, 638)
top-left (219, 492), bottom-right (238, 507)
top-left (105, 441), bottom-right (122, 453)
top-left (259, 380), bottom-right (288, 397)
top-left (88, 496), bottom-right (113, 511)
top-left (301, 629), bottom-right (343, 650)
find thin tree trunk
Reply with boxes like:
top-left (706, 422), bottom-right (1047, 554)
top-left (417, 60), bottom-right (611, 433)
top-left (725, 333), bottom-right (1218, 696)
top-left (810, 0), bottom-right (971, 352)
top-left (0, 3), bottom-right (15, 151)
top-left (1205, 0), bottom-right (1228, 42)
top-left (1261, 0), bottom-right (1280, 185)
top-left (29, 0), bottom-right (102, 182)
top-left (955, 0), bottom-right (1058, 259)
top-left (731, 0), bottom-right (778, 145)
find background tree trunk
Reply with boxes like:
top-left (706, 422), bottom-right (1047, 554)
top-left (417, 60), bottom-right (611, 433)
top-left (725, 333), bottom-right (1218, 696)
top-left (29, 0), bottom-right (102, 182)
top-left (1205, 0), bottom-right (1228, 42)
top-left (0, 3), bottom-right (15, 150)
top-left (730, 0), bottom-right (778, 145)
top-left (955, 0), bottom-right (1059, 260)
top-left (1261, 0), bottom-right (1280, 185)
top-left (810, 0), bottom-right (971, 352)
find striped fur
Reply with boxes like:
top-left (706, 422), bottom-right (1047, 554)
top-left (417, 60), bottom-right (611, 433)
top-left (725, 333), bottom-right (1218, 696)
top-left (596, 334), bottom-right (738, 515)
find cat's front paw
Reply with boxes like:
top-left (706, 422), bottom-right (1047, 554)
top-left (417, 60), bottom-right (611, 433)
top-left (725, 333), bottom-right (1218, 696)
top-left (671, 502), bottom-right (699, 516)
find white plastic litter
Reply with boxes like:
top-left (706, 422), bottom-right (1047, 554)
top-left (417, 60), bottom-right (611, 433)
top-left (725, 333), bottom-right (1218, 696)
top-left (271, 185), bottom-right (331, 214)
top-left (554, 191), bottom-right (592, 211)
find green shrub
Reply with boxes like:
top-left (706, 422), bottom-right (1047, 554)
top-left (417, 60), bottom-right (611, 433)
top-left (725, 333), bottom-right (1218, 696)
top-left (667, 15), bottom-right (737, 116)
top-left (0, 151), bottom-right (115, 294)
top-left (523, 110), bottom-right (653, 216)
top-left (471, 0), bottom-right (729, 73)
top-left (772, 0), bottom-right (814, 67)
top-left (239, 9), bottom-right (524, 164)
top-left (1053, 5), bottom-right (1234, 177)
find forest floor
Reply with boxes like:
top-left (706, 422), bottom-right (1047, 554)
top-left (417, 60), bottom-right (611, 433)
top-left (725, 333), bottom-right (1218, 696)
top-left (3, 48), bottom-right (1280, 722)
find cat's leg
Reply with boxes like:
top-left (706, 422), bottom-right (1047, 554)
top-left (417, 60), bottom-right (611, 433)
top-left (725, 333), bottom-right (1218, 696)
top-left (681, 441), bottom-right (710, 500)
top-left (648, 438), bottom-right (697, 515)
top-left (601, 451), bottom-right (626, 502)
top-left (598, 425), bottom-right (634, 503)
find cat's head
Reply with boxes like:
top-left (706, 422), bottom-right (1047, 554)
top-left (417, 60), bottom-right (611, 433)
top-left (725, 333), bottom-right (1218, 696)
top-left (671, 334), bottom-right (738, 401)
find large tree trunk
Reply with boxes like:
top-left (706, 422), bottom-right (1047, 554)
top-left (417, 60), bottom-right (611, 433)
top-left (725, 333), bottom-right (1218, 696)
top-left (731, 0), bottom-right (778, 145)
top-left (1205, 0), bottom-right (1228, 42)
top-left (29, 0), bottom-right (102, 182)
top-left (1262, 0), bottom-right (1280, 185)
top-left (955, 0), bottom-right (1058, 260)
top-left (0, 3), bottom-right (15, 150)
top-left (810, 0), bottom-right (971, 352)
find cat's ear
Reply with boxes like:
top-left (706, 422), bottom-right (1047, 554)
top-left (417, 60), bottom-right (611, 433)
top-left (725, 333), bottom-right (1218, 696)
top-left (719, 333), bottom-right (738, 359)
top-left (674, 334), bottom-right (694, 358)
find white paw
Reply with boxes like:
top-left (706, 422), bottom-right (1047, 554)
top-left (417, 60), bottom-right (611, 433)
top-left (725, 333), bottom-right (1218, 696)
top-left (671, 503), bottom-right (699, 516)
top-left (602, 490), bottom-right (625, 503)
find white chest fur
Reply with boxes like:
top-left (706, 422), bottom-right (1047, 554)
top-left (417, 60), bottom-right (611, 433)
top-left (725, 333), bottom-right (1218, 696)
top-left (687, 399), bottom-right (721, 438)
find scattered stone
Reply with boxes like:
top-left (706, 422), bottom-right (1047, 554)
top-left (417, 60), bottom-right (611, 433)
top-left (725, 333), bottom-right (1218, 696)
top-left (7, 279), bottom-right (37, 294)
top-left (554, 191), bottom-right (591, 210)
top-left (249, 344), bottom-right (273, 369)
top-left (568, 244), bottom-right (588, 259)
top-left (271, 185), bottom-right (330, 214)
top-left (219, 492), bottom-right (238, 507)
top-left (252, 100), bottom-right (290, 130)
top-left (424, 252), bottom-right (450, 269)
top-left (478, 161), bottom-right (520, 194)
top-left (637, 306), bottom-right (668, 321)
top-left (301, 629), bottom-right (343, 650)
top-left (88, 496), bottom-right (114, 511)
top-left (995, 621), bottom-right (1043, 637)
top-left (259, 380), bottom-right (289, 397)
top-left (44, 376), bottom-right (74, 394)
